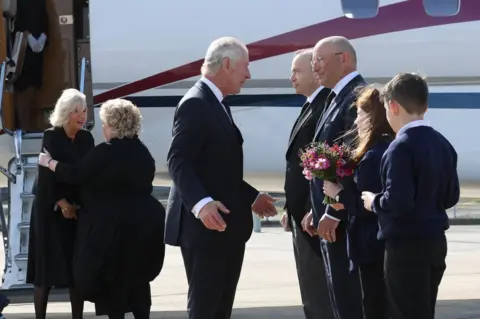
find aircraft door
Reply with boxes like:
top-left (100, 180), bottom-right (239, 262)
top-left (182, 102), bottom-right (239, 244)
top-left (32, 0), bottom-right (93, 131)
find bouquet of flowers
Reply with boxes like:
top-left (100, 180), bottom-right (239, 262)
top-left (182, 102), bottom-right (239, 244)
top-left (299, 142), bottom-right (356, 204)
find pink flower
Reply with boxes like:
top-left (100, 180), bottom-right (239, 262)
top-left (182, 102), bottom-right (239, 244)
top-left (336, 159), bottom-right (346, 168)
top-left (336, 168), bottom-right (346, 178)
top-left (315, 158), bottom-right (330, 170)
top-left (303, 168), bottom-right (313, 180)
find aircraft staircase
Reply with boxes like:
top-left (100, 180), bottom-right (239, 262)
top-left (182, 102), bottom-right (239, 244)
top-left (0, 58), bottom-right (88, 290)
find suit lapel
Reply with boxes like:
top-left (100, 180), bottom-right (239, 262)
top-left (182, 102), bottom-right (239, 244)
top-left (195, 81), bottom-right (236, 139)
top-left (314, 75), bottom-right (365, 139)
top-left (287, 101), bottom-right (311, 146)
top-left (314, 95), bottom-right (344, 138)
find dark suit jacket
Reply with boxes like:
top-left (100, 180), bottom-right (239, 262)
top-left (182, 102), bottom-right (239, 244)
top-left (284, 88), bottom-right (330, 238)
top-left (165, 80), bottom-right (259, 250)
top-left (310, 74), bottom-right (367, 226)
top-left (337, 136), bottom-right (392, 270)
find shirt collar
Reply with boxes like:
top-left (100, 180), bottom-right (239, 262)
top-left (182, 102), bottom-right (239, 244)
top-left (396, 119), bottom-right (431, 138)
top-left (200, 76), bottom-right (223, 103)
top-left (331, 71), bottom-right (360, 96)
top-left (306, 86), bottom-right (325, 103)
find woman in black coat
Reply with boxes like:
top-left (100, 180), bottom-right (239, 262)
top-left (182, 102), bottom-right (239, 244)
top-left (38, 98), bottom-right (166, 319)
top-left (28, 88), bottom-right (94, 319)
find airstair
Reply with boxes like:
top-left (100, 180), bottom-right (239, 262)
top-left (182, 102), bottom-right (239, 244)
top-left (0, 58), bottom-right (89, 289)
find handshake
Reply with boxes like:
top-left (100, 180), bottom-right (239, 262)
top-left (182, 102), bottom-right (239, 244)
top-left (27, 33), bottom-right (47, 53)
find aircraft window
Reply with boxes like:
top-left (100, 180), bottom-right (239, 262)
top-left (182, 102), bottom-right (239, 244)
top-left (423, 0), bottom-right (460, 16)
top-left (341, 0), bottom-right (379, 19)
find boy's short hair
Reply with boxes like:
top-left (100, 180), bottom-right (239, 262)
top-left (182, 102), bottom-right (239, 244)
top-left (381, 73), bottom-right (429, 115)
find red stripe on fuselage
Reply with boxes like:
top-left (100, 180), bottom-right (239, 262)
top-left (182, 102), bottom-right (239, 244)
top-left (94, 0), bottom-right (480, 105)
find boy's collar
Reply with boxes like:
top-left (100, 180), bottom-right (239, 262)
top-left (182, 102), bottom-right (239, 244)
top-left (396, 119), bottom-right (431, 138)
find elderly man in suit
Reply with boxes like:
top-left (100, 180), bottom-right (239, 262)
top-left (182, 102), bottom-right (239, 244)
top-left (303, 36), bottom-right (366, 319)
top-left (281, 48), bottom-right (335, 319)
top-left (165, 36), bottom-right (277, 319)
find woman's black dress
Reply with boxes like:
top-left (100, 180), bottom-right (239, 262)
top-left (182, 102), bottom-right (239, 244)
top-left (26, 127), bottom-right (95, 287)
top-left (53, 136), bottom-right (166, 316)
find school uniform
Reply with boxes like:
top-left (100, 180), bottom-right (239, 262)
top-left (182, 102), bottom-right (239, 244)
top-left (371, 120), bottom-right (460, 319)
top-left (336, 135), bottom-right (391, 319)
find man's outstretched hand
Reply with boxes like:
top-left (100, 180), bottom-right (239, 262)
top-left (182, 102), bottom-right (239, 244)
top-left (198, 201), bottom-right (230, 231)
top-left (252, 193), bottom-right (278, 217)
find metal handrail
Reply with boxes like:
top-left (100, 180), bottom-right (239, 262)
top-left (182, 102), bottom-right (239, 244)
top-left (79, 57), bottom-right (86, 93)
top-left (0, 61), bottom-right (7, 133)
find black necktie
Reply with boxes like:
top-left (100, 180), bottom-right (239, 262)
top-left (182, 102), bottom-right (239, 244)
top-left (221, 99), bottom-right (233, 123)
top-left (320, 91), bottom-right (336, 118)
top-left (300, 101), bottom-right (311, 114)
top-left (325, 91), bottom-right (336, 109)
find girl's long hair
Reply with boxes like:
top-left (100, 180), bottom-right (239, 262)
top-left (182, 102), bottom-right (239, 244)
top-left (345, 84), bottom-right (395, 162)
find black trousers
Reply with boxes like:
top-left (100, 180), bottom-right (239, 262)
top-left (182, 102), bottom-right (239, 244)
top-left (358, 260), bottom-right (388, 319)
top-left (181, 245), bottom-right (245, 319)
top-left (320, 225), bottom-right (363, 319)
top-left (291, 217), bottom-right (335, 319)
top-left (384, 235), bottom-right (447, 319)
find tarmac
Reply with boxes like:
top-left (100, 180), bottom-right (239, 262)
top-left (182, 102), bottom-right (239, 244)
top-left (0, 225), bottom-right (479, 318)
top-left (0, 174), bottom-right (479, 317)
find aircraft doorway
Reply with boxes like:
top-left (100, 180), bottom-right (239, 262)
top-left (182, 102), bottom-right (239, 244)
top-left (0, 0), bottom-right (94, 135)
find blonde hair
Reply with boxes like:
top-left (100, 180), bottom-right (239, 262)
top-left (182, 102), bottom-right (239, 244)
top-left (49, 88), bottom-right (86, 127)
top-left (99, 98), bottom-right (142, 139)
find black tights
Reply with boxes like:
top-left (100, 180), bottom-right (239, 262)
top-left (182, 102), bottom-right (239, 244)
top-left (107, 305), bottom-right (150, 319)
top-left (34, 286), bottom-right (84, 319)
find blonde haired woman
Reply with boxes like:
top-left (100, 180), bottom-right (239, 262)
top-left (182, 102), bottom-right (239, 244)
top-left (28, 88), bottom-right (94, 318)
top-left (38, 98), bottom-right (165, 319)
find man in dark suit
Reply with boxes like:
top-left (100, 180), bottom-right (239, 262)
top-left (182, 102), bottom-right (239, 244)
top-left (305, 36), bottom-right (366, 319)
top-left (165, 36), bottom-right (277, 319)
top-left (282, 48), bottom-right (335, 319)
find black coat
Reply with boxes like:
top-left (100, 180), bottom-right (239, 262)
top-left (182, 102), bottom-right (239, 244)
top-left (27, 126), bottom-right (94, 287)
top-left (53, 136), bottom-right (165, 314)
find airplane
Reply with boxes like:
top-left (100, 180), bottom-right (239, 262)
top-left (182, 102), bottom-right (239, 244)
top-left (0, 0), bottom-right (478, 289)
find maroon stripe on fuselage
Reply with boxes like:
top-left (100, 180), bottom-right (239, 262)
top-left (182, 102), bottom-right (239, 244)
top-left (94, 0), bottom-right (480, 104)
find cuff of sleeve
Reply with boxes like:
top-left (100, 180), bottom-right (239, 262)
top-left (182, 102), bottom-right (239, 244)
top-left (253, 192), bottom-right (262, 206)
top-left (371, 193), bottom-right (381, 214)
top-left (325, 213), bottom-right (341, 222)
top-left (192, 197), bottom-right (213, 218)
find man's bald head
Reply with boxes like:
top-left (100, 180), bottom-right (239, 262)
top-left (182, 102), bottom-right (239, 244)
top-left (315, 36), bottom-right (357, 66)
top-left (312, 36), bottom-right (358, 88)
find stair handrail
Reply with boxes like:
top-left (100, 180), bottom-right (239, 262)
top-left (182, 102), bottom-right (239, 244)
top-left (0, 61), bottom-right (8, 134)
top-left (79, 57), bottom-right (94, 130)
top-left (0, 60), bottom-right (15, 183)
top-left (79, 57), bottom-right (86, 94)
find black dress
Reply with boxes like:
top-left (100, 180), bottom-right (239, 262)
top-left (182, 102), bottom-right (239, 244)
top-left (14, 0), bottom-right (49, 91)
top-left (53, 136), bottom-right (166, 316)
top-left (26, 127), bottom-right (95, 287)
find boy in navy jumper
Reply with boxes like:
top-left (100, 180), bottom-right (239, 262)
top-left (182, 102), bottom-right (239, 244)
top-left (361, 73), bottom-right (460, 319)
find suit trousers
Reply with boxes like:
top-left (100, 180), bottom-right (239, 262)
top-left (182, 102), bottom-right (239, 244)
top-left (384, 235), bottom-right (447, 319)
top-left (181, 245), bottom-right (245, 319)
top-left (320, 224), bottom-right (363, 319)
top-left (358, 260), bottom-right (388, 319)
top-left (291, 216), bottom-right (335, 319)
